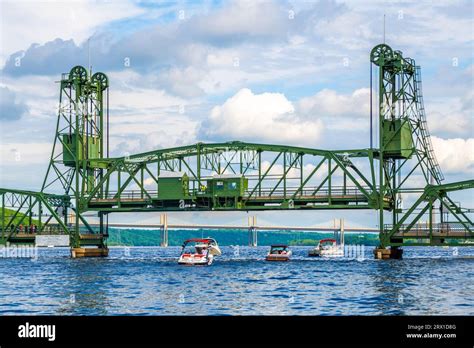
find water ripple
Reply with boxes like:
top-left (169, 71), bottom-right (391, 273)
top-left (0, 246), bottom-right (472, 315)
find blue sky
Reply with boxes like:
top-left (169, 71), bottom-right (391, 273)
top-left (0, 0), bottom-right (472, 227)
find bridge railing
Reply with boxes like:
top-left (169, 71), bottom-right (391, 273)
top-left (385, 222), bottom-right (473, 238)
top-left (1, 223), bottom-right (104, 236)
top-left (86, 186), bottom-right (372, 202)
top-left (245, 186), bottom-right (371, 200)
top-left (89, 190), bottom-right (159, 201)
top-left (1, 225), bottom-right (72, 236)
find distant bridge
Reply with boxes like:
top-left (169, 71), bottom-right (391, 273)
top-left (92, 217), bottom-right (376, 247)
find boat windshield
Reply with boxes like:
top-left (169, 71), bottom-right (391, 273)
top-left (194, 245), bottom-right (208, 255)
top-left (270, 246), bottom-right (288, 254)
top-left (320, 240), bottom-right (336, 248)
top-left (181, 241), bottom-right (210, 255)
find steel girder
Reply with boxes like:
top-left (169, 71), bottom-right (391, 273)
top-left (380, 180), bottom-right (474, 246)
top-left (78, 142), bottom-right (383, 212)
top-left (0, 188), bottom-right (71, 244)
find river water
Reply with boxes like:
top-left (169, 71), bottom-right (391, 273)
top-left (0, 246), bottom-right (473, 315)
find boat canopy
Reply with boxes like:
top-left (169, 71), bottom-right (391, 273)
top-left (270, 244), bottom-right (289, 248)
top-left (183, 238), bottom-right (216, 244)
top-left (319, 239), bottom-right (337, 244)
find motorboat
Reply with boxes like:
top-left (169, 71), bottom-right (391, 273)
top-left (308, 238), bottom-right (344, 257)
top-left (178, 238), bottom-right (221, 266)
top-left (265, 244), bottom-right (292, 261)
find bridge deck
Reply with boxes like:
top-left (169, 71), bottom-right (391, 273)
top-left (89, 194), bottom-right (369, 202)
top-left (85, 188), bottom-right (377, 210)
top-left (393, 231), bottom-right (471, 238)
top-left (388, 223), bottom-right (473, 239)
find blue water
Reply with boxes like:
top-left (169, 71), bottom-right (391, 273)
top-left (0, 246), bottom-right (473, 315)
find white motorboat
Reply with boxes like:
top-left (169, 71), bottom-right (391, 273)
top-left (178, 238), bottom-right (221, 266)
top-left (265, 245), bottom-right (292, 261)
top-left (308, 238), bottom-right (344, 258)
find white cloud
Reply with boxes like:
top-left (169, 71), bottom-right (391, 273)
top-left (431, 136), bottom-right (474, 174)
top-left (159, 66), bottom-right (206, 98)
top-left (0, 0), bottom-right (144, 65)
top-left (1, 75), bottom-right (60, 123)
top-left (201, 88), bottom-right (323, 146)
top-left (206, 50), bottom-right (237, 68)
top-left (185, 0), bottom-right (289, 41)
top-left (0, 86), bottom-right (28, 121)
top-left (104, 75), bottom-right (199, 154)
top-left (298, 88), bottom-right (371, 118)
top-left (425, 87), bottom-right (473, 137)
top-left (312, 11), bottom-right (375, 50)
top-left (428, 110), bottom-right (472, 136)
top-left (0, 142), bottom-right (51, 165)
top-left (110, 87), bottom-right (186, 114)
top-left (256, 161), bottom-right (331, 182)
top-left (315, 1), bottom-right (473, 55)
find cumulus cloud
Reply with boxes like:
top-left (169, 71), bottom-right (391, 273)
top-left (0, 0), bottom-right (339, 84)
top-left (428, 109), bottom-right (472, 137)
top-left (297, 88), bottom-right (371, 118)
top-left (112, 128), bottom-right (197, 158)
top-left (425, 68), bottom-right (473, 137)
top-left (0, 86), bottom-right (29, 121)
top-left (180, 0), bottom-right (290, 44)
top-left (431, 136), bottom-right (474, 174)
top-left (312, 11), bottom-right (376, 50)
top-left (158, 66), bottom-right (206, 98)
top-left (1, 1), bottom-right (292, 77)
top-left (3, 39), bottom-right (83, 76)
top-left (0, 0), bottom-right (144, 65)
top-left (200, 88), bottom-right (323, 146)
top-left (0, 142), bottom-right (51, 165)
top-left (1, 0), bottom-right (473, 198)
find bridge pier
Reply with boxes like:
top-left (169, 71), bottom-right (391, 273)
top-left (70, 211), bottom-right (109, 258)
top-left (248, 216), bottom-right (257, 247)
top-left (71, 247), bottom-right (109, 258)
top-left (373, 246), bottom-right (403, 260)
top-left (160, 214), bottom-right (168, 247)
top-left (333, 218), bottom-right (345, 245)
top-left (248, 227), bottom-right (257, 247)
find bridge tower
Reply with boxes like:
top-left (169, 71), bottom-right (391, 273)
top-left (160, 214), bottom-right (169, 247)
top-left (41, 65), bottom-right (110, 256)
top-left (248, 216), bottom-right (258, 247)
top-left (370, 44), bottom-right (472, 257)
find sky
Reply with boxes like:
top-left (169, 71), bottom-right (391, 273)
top-left (0, 0), bottom-right (472, 228)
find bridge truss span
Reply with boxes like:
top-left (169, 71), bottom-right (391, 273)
top-left (1, 44), bottom-right (473, 256)
top-left (81, 142), bottom-right (382, 212)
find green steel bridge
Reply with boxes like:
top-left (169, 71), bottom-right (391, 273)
top-left (1, 43), bottom-right (473, 258)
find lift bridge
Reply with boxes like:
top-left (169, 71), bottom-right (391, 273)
top-left (1, 44), bottom-right (472, 258)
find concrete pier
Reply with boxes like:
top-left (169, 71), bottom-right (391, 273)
top-left (373, 247), bottom-right (403, 259)
top-left (71, 247), bottom-right (109, 258)
top-left (160, 214), bottom-right (169, 247)
top-left (248, 216), bottom-right (258, 246)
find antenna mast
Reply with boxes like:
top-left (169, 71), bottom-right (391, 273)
top-left (383, 14), bottom-right (386, 43)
